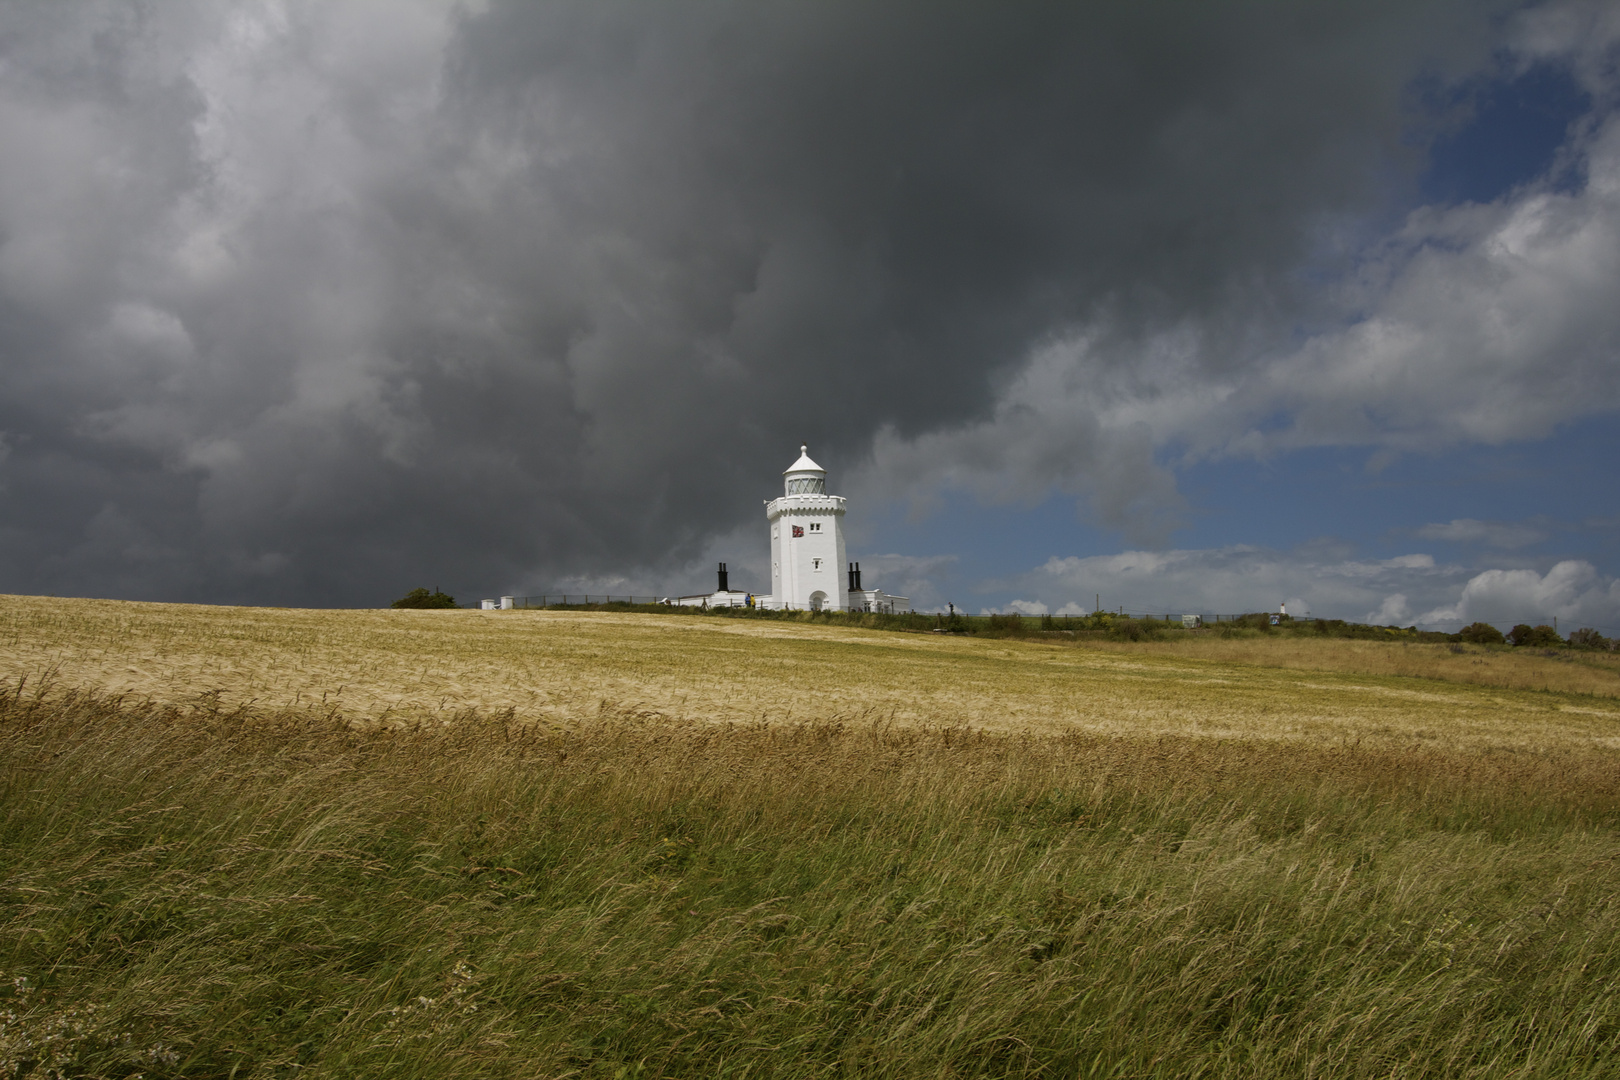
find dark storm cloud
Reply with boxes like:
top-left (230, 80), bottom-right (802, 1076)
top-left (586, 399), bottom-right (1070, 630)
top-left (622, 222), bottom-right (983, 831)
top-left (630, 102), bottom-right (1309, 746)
top-left (0, 0), bottom-right (1605, 604)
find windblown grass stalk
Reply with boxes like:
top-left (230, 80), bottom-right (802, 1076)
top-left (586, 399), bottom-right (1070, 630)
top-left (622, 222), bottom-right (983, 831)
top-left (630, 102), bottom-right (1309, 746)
top-left (4, 686), bottom-right (1619, 1077)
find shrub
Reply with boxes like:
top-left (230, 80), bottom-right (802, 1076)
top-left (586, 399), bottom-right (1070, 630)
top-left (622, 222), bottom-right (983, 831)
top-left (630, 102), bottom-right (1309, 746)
top-left (1458, 622), bottom-right (1506, 645)
top-left (1109, 617), bottom-right (1166, 642)
top-left (391, 587), bottom-right (459, 609)
top-left (1507, 624), bottom-right (1561, 648)
top-left (1568, 627), bottom-right (1612, 650)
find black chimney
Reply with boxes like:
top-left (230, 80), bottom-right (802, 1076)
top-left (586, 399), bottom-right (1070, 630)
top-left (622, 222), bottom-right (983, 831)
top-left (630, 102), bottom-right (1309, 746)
top-left (855, 562), bottom-right (862, 590)
top-left (717, 562), bottom-right (728, 592)
top-left (847, 563), bottom-right (855, 591)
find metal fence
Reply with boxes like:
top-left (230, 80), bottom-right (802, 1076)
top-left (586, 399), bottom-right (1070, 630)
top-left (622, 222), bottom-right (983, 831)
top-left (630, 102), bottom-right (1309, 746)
top-left (497, 597), bottom-right (1305, 625)
top-left (511, 595), bottom-right (664, 607)
top-left (457, 599), bottom-right (1620, 639)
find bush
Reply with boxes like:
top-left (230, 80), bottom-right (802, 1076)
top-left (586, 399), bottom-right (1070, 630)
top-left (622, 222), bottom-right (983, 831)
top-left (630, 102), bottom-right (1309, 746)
top-left (391, 587), bottom-right (459, 609)
top-left (1109, 617), bottom-right (1165, 642)
top-left (1507, 624), bottom-right (1561, 648)
top-left (1568, 627), bottom-right (1612, 650)
top-left (1458, 622), bottom-right (1506, 646)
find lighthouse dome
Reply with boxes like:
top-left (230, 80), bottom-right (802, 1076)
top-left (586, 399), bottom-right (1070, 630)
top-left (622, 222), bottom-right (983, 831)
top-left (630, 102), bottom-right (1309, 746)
top-left (783, 444), bottom-right (826, 495)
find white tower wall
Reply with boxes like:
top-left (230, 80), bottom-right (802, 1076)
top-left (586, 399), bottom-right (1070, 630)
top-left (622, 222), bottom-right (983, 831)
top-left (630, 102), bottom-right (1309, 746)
top-left (763, 446), bottom-right (847, 611)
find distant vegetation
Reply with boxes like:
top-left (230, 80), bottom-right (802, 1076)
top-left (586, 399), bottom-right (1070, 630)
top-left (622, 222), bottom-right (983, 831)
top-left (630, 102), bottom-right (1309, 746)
top-left (1569, 626), bottom-right (1613, 649)
top-left (1508, 622), bottom-right (1564, 647)
top-left (390, 587), bottom-right (458, 609)
top-left (1459, 620), bottom-right (1508, 645)
top-left (509, 599), bottom-right (1619, 650)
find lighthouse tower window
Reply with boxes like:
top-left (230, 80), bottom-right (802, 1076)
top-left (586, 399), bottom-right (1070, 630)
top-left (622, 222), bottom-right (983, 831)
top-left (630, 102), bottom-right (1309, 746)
top-left (787, 476), bottom-right (826, 495)
top-left (812, 558), bottom-right (823, 571)
top-left (809, 522), bottom-right (821, 533)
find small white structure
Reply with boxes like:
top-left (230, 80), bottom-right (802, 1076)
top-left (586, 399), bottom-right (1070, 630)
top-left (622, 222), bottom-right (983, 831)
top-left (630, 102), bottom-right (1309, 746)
top-left (480, 598), bottom-right (497, 610)
top-left (670, 562), bottom-right (753, 608)
top-left (845, 562), bottom-right (909, 614)
top-left (500, 596), bottom-right (515, 610)
top-left (848, 590), bottom-right (909, 614)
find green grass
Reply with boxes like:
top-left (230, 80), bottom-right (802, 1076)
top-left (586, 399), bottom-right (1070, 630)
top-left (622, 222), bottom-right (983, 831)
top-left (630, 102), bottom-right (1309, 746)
top-left (4, 687), bottom-right (1620, 1078)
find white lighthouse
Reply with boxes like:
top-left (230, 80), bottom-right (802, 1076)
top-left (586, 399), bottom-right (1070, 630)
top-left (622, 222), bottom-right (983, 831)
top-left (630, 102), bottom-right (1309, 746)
top-left (669, 444), bottom-right (906, 614)
top-left (758, 445), bottom-right (848, 611)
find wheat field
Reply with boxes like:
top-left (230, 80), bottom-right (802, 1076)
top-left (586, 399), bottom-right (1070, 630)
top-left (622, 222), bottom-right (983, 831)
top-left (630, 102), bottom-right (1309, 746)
top-left (5, 594), bottom-right (1620, 1077)
top-left (3, 593), bottom-right (1618, 751)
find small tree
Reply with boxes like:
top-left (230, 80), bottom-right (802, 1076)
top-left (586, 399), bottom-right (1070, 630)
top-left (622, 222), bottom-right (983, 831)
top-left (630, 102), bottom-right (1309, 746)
top-left (1457, 622), bottom-right (1505, 645)
top-left (1568, 627), bottom-right (1611, 650)
top-left (391, 587), bottom-right (458, 609)
top-left (1507, 623), bottom-right (1560, 647)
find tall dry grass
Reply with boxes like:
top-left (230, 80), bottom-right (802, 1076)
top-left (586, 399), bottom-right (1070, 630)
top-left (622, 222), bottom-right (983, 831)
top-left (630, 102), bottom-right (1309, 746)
top-left (1101, 633), bottom-right (1620, 698)
top-left (5, 595), bottom-right (1620, 751)
top-left (4, 685), bottom-right (1620, 1077)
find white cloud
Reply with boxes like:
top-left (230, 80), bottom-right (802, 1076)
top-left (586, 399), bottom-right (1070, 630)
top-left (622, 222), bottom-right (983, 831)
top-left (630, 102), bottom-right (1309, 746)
top-left (1240, 137), bottom-right (1620, 454)
top-left (854, 336), bottom-right (1187, 546)
top-left (996, 546), bottom-right (1459, 622)
top-left (989, 599), bottom-right (1049, 616)
top-left (1416, 560), bottom-right (1620, 631)
top-left (970, 545), bottom-right (1620, 634)
top-left (1366, 593), bottom-right (1413, 627)
top-left (1415, 518), bottom-right (1549, 549)
top-left (1513, 0), bottom-right (1620, 97)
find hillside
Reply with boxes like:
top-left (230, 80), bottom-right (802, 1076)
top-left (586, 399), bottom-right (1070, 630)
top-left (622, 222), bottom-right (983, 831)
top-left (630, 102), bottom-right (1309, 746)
top-left (3, 594), bottom-right (1619, 750)
top-left (3, 595), bottom-right (1620, 1077)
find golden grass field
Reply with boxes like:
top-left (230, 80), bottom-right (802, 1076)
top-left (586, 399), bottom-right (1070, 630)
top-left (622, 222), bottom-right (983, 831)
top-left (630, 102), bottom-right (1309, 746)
top-left (7, 594), bottom-right (1620, 1075)
top-left (4, 593), bottom-right (1619, 751)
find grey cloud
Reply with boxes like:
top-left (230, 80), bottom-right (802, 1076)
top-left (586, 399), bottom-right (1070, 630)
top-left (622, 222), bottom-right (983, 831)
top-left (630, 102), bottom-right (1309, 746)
top-left (870, 97), bottom-right (1620, 515)
top-left (862, 3), bottom-right (1620, 521)
top-left (0, 0), bottom-right (1577, 604)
